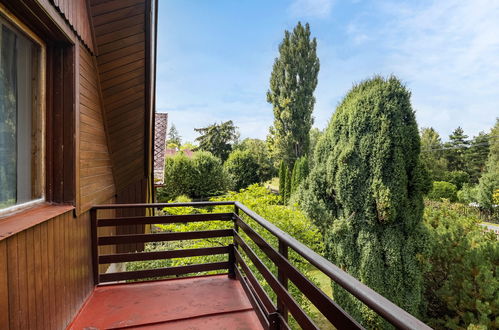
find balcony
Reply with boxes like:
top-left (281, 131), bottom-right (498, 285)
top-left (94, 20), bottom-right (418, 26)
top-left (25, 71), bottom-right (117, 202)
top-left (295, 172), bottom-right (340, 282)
top-left (69, 202), bottom-right (431, 329)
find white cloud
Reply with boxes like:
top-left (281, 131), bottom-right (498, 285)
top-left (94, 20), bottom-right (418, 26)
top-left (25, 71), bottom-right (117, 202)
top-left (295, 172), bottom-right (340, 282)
top-left (289, 0), bottom-right (334, 19)
top-left (381, 0), bottom-right (499, 137)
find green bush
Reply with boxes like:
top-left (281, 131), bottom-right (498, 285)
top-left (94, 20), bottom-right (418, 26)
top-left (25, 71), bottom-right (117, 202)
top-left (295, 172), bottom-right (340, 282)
top-left (157, 151), bottom-right (228, 201)
top-left (422, 201), bottom-right (498, 329)
top-left (443, 170), bottom-right (470, 190)
top-left (457, 183), bottom-right (479, 204)
top-left (224, 149), bottom-right (260, 190)
top-left (300, 76), bottom-right (428, 327)
top-left (235, 138), bottom-right (276, 182)
top-left (428, 181), bottom-right (458, 202)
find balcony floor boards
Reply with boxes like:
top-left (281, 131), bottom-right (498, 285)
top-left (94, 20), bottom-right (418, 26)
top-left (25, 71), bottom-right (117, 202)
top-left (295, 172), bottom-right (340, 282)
top-left (68, 274), bottom-right (263, 329)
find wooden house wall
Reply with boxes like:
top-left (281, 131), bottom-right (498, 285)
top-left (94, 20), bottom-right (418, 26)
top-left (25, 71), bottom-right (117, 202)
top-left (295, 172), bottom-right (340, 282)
top-left (0, 205), bottom-right (115, 330)
top-left (79, 44), bottom-right (116, 212)
top-left (49, 0), bottom-right (95, 53)
top-left (89, 0), bottom-right (148, 193)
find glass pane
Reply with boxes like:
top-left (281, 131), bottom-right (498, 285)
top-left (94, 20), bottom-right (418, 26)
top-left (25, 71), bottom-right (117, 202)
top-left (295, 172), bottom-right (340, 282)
top-left (0, 25), bottom-right (17, 209)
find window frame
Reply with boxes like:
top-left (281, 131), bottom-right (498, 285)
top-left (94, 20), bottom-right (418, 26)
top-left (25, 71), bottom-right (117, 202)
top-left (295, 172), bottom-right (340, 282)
top-left (0, 8), bottom-right (46, 217)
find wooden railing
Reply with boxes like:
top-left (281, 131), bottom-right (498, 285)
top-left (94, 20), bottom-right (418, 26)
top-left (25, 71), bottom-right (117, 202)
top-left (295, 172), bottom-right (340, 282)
top-left (91, 202), bottom-right (431, 330)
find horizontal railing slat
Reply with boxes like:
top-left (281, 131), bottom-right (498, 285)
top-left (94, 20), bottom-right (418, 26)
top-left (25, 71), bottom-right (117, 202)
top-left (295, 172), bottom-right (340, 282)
top-left (236, 216), bottom-right (363, 329)
top-left (99, 246), bottom-right (229, 264)
top-left (98, 213), bottom-right (234, 226)
top-left (93, 201), bottom-right (235, 210)
top-left (234, 202), bottom-right (431, 330)
top-left (99, 262), bottom-right (229, 282)
top-left (98, 229), bottom-right (234, 245)
top-left (234, 249), bottom-right (277, 315)
top-left (234, 234), bottom-right (317, 330)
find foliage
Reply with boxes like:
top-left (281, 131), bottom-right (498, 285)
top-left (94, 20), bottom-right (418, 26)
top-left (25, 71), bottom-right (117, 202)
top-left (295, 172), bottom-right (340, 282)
top-left (300, 76), bottom-right (428, 327)
top-left (457, 184), bottom-right (480, 204)
top-left (194, 120), bottom-right (239, 161)
top-left (428, 181), bottom-right (458, 202)
top-left (167, 123), bottom-right (182, 146)
top-left (139, 185), bottom-right (323, 324)
top-left (291, 156), bottom-right (309, 194)
top-left (308, 128), bottom-right (323, 168)
top-left (443, 171), bottom-right (470, 190)
top-left (284, 166), bottom-right (292, 203)
top-left (422, 201), bottom-right (498, 329)
top-left (420, 127), bottom-right (448, 181)
top-left (157, 151), bottom-right (228, 201)
top-left (235, 138), bottom-right (276, 182)
top-left (267, 22), bottom-right (320, 165)
top-left (224, 149), bottom-right (260, 190)
top-left (180, 141), bottom-right (197, 151)
top-left (444, 127), bottom-right (469, 172)
top-left (279, 161), bottom-right (286, 195)
top-left (477, 118), bottom-right (499, 213)
top-left (465, 132), bottom-right (490, 183)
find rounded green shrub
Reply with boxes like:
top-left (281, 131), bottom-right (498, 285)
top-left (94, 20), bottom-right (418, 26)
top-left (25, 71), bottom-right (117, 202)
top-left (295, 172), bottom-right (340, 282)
top-left (300, 76), bottom-right (428, 327)
top-left (157, 151), bottom-right (228, 201)
top-left (224, 149), bottom-right (260, 190)
top-left (428, 181), bottom-right (458, 202)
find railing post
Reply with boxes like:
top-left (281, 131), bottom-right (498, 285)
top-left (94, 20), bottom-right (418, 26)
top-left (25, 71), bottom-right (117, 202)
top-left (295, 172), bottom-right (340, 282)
top-left (228, 244), bottom-right (236, 279)
top-left (277, 239), bottom-right (289, 323)
top-left (90, 208), bottom-right (99, 285)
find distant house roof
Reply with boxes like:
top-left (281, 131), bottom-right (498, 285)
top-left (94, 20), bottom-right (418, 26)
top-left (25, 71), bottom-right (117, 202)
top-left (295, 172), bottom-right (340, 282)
top-left (165, 148), bottom-right (194, 158)
top-left (154, 113), bottom-right (168, 184)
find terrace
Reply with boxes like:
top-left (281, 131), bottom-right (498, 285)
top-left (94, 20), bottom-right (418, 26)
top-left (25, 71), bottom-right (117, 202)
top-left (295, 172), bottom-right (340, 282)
top-left (69, 201), bottom-right (431, 329)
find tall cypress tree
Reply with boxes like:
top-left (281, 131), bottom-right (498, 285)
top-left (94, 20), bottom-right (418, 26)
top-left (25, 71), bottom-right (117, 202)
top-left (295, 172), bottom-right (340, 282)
top-left (267, 22), bottom-right (320, 165)
top-left (301, 76), bottom-right (428, 327)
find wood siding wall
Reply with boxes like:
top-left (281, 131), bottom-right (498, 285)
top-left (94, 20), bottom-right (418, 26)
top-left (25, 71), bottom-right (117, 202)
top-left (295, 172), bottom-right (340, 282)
top-left (79, 45), bottom-right (116, 212)
top-left (49, 0), bottom-right (95, 53)
top-left (89, 0), bottom-right (148, 193)
top-left (0, 205), bottom-right (114, 330)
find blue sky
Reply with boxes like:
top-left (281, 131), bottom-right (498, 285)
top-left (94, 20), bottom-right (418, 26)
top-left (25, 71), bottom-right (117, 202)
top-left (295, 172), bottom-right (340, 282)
top-left (156, 0), bottom-right (499, 143)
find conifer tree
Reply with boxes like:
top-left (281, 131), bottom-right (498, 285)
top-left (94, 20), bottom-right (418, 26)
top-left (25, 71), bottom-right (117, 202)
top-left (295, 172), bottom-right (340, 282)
top-left (267, 22), bottom-right (320, 165)
top-left (477, 119), bottom-right (499, 212)
top-left (279, 161), bottom-right (286, 197)
top-left (301, 76), bottom-right (428, 327)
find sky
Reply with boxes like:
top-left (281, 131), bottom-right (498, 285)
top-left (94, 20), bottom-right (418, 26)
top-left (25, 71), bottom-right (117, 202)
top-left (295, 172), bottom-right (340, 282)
top-left (155, 0), bottom-right (499, 143)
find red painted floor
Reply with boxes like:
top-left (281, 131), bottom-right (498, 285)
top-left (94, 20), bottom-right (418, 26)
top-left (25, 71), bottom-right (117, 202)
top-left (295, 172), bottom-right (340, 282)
top-left (69, 275), bottom-right (263, 330)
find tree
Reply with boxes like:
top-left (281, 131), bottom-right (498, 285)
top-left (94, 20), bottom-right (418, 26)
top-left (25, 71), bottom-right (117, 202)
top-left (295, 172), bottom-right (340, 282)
top-left (235, 138), bottom-right (276, 182)
top-left (267, 22), bottom-right (320, 165)
top-left (194, 120), bottom-right (239, 161)
top-left (477, 118), bottom-right (499, 213)
top-left (167, 124), bottom-right (182, 147)
top-left (224, 149), bottom-right (260, 190)
top-left (291, 156), bottom-right (309, 194)
top-left (444, 127), bottom-right (469, 172)
top-left (300, 76), bottom-right (428, 327)
top-left (279, 161), bottom-right (286, 196)
top-left (419, 127), bottom-right (448, 181)
top-left (422, 201), bottom-right (498, 329)
top-left (465, 132), bottom-right (490, 183)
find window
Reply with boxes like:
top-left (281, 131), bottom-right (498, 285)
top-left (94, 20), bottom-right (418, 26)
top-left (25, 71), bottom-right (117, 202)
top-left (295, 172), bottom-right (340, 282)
top-left (0, 17), bottom-right (43, 212)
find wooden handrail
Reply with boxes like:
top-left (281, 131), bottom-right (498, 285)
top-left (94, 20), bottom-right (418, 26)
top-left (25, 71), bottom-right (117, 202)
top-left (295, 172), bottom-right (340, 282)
top-left (234, 201), bottom-right (431, 330)
top-left (90, 202), bottom-right (432, 330)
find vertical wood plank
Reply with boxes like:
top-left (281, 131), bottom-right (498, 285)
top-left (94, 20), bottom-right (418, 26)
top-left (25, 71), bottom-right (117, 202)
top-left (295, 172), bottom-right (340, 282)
top-left (7, 236), bottom-right (19, 330)
top-left (17, 230), bottom-right (29, 329)
top-left (40, 222), bottom-right (50, 330)
top-left (34, 225), bottom-right (44, 329)
top-left (26, 228), bottom-right (37, 329)
top-left (47, 218), bottom-right (56, 330)
top-left (0, 240), bottom-right (9, 330)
